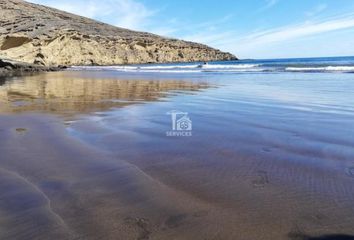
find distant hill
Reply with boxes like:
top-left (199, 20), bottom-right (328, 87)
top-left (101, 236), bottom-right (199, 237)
top-left (0, 0), bottom-right (237, 66)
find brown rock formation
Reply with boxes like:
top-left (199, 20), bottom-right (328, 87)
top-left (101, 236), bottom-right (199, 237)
top-left (0, 0), bottom-right (237, 66)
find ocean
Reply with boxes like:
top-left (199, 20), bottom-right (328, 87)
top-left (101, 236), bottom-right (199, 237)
top-left (71, 56), bottom-right (354, 74)
top-left (1, 56), bottom-right (354, 239)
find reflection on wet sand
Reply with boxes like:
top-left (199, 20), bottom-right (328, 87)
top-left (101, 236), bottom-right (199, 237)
top-left (0, 71), bottom-right (210, 116)
top-left (0, 72), bottom-right (215, 240)
top-left (2, 71), bottom-right (354, 240)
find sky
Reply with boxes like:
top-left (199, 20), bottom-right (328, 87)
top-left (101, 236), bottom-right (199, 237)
top-left (26, 0), bottom-right (354, 59)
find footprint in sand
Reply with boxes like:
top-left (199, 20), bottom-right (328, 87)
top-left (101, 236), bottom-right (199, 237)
top-left (252, 170), bottom-right (269, 188)
top-left (164, 214), bottom-right (188, 228)
top-left (288, 224), bottom-right (307, 240)
top-left (262, 147), bottom-right (272, 153)
top-left (192, 210), bottom-right (208, 218)
top-left (124, 217), bottom-right (151, 240)
top-left (292, 132), bottom-right (301, 138)
top-left (345, 167), bottom-right (354, 178)
top-left (15, 128), bottom-right (28, 134)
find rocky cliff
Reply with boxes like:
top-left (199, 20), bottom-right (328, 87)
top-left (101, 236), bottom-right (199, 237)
top-left (0, 0), bottom-right (237, 66)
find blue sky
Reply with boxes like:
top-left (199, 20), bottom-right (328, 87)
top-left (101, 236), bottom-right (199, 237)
top-left (27, 0), bottom-right (354, 59)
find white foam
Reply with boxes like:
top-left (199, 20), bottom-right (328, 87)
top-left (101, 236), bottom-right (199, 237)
top-left (203, 68), bottom-right (266, 72)
top-left (137, 69), bottom-right (202, 73)
top-left (139, 63), bottom-right (259, 70)
top-left (201, 64), bottom-right (259, 69)
top-left (324, 66), bottom-right (354, 71)
top-left (286, 66), bottom-right (354, 72)
top-left (70, 63), bottom-right (260, 72)
top-left (140, 65), bottom-right (199, 69)
top-left (71, 66), bottom-right (138, 71)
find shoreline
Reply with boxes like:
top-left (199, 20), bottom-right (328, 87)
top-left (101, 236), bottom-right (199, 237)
top-left (0, 58), bottom-right (241, 78)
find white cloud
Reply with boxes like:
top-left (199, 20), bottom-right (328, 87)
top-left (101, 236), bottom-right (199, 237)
top-left (236, 14), bottom-right (354, 46)
top-left (110, 0), bottom-right (156, 30)
top-left (170, 13), bottom-right (354, 58)
top-left (182, 31), bottom-right (236, 47)
top-left (192, 13), bottom-right (354, 58)
top-left (167, 15), bottom-right (235, 41)
top-left (26, 0), bottom-right (155, 30)
top-left (305, 4), bottom-right (328, 17)
top-left (265, 0), bottom-right (279, 9)
top-left (257, 0), bottom-right (279, 12)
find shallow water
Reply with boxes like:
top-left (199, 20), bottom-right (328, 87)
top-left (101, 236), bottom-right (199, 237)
top-left (1, 65), bottom-right (354, 239)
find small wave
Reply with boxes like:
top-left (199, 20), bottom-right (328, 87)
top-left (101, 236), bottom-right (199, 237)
top-left (136, 69), bottom-right (202, 73)
top-left (286, 66), bottom-right (354, 72)
top-left (140, 65), bottom-right (199, 69)
top-left (203, 68), bottom-right (266, 72)
top-left (71, 63), bottom-right (260, 71)
top-left (138, 63), bottom-right (259, 70)
top-left (71, 66), bottom-right (138, 71)
top-left (201, 64), bottom-right (259, 69)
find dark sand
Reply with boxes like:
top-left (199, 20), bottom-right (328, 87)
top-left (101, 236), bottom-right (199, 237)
top-left (1, 71), bottom-right (354, 240)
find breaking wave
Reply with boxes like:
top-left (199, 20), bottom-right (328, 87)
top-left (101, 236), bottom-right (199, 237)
top-left (70, 60), bottom-right (354, 74)
top-left (286, 66), bottom-right (354, 72)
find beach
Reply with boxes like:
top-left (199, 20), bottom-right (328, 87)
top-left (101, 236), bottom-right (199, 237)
top-left (1, 59), bottom-right (354, 239)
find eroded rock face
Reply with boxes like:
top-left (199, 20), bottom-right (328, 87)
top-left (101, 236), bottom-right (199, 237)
top-left (0, 0), bottom-right (237, 66)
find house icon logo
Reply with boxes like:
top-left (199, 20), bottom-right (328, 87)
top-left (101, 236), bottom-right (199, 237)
top-left (166, 110), bottom-right (192, 137)
top-left (176, 115), bottom-right (192, 131)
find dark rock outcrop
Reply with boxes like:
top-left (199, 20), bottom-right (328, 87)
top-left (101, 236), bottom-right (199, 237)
top-left (0, 58), bottom-right (64, 77)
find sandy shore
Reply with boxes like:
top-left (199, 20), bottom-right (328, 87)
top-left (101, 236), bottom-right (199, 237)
top-left (0, 113), bottom-right (354, 240)
top-left (0, 114), bottom-right (225, 240)
top-left (1, 71), bottom-right (354, 240)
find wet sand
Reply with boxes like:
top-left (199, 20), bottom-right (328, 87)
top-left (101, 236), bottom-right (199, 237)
top-left (1, 71), bottom-right (354, 239)
top-left (0, 114), bottom-right (216, 240)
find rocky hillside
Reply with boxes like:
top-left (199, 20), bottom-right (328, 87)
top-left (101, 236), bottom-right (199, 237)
top-left (0, 0), bottom-right (237, 66)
